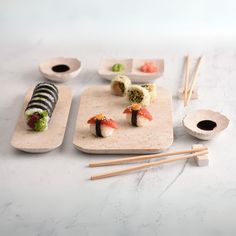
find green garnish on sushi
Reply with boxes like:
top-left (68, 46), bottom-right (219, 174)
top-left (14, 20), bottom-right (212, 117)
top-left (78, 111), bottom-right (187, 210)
top-left (112, 63), bottom-right (124, 72)
top-left (33, 111), bottom-right (48, 131)
top-left (26, 110), bottom-right (49, 132)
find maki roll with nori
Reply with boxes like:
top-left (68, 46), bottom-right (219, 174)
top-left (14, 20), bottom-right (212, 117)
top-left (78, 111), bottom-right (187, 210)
top-left (123, 103), bottom-right (152, 127)
top-left (140, 83), bottom-right (157, 103)
top-left (111, 75), bottom-right (131, 96)
top-left (127, 85), bottom-right (150, 106)
top-left (25, 82), bottom-right (59, 131)
top-left (87, 113), bottom-right (118, 137)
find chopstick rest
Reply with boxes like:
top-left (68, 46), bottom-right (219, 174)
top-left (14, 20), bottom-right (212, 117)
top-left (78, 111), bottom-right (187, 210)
top-left (192, 144), bottom-right (209, 167)
top-left (178, 87), bottom-right (198, 100)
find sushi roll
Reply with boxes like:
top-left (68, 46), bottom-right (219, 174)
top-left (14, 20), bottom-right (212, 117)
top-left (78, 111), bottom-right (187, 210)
top-left (111, 75), bottom-right (131, 96)
top-left (87, 113), bottom-right (118, 138)
top-left (25, 82), bottom-right (59, 131)
top-left (140, 83), bottom-right (157, 103)
top-left (123, 103), bottom-right (152, 127)
top-left (127, 85), bottom-right (150, 107)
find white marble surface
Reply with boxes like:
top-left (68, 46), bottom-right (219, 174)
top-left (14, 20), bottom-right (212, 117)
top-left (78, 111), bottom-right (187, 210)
top-left (0, 38), bottom-right (236, 236)
top-left (1, 1), bottom-right (236, 235)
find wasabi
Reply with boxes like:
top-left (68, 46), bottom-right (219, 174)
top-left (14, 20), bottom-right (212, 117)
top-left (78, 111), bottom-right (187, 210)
top-left (112, 63), bottom-right (124, 72)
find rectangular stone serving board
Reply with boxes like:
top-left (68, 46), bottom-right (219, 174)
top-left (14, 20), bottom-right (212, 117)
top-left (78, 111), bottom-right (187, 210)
top-left (98, 58), bottom-right (164, 83)
top-left (73, 85), bottom-right (173, 154)
top-left (11, 85), bottom-right (72, 153)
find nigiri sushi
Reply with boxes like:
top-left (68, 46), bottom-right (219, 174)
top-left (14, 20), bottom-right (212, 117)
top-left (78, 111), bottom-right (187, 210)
top-left (25, 82), bottom-right (59, 131)
top-left (87, 113), bottom-right (118, 137)
top-left (123, 103), bottom-right (153, 127)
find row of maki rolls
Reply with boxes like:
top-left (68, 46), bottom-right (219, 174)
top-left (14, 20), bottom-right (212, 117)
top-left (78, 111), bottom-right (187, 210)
top-left (25, 82), bottom-right (59, 131)
top-left (110, 74), bottom-right (157, 106)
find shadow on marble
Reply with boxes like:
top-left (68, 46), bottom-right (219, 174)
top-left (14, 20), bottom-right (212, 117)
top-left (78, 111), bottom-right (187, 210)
top-left (0, 95), bottom-right (24, 157)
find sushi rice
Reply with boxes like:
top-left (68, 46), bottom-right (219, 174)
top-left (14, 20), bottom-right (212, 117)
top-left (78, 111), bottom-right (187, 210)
top-left (89, 124), bottom-right (114, 137)
top-left (140, 83), bottom-right (157, 103)
top-left (87, 113), bottom-right (118, 138)
top-left (123, 103), bottom-right (153, 127)
top-left (126, 113), bottom-right (150, 127)
top-left (127, 85), bottom-right (150, 107)
top-left (111, 75), bottom-right (131, 96)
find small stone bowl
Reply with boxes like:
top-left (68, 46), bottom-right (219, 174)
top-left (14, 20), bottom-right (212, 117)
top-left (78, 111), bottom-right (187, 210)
top-left (183, 109), bottom-right (229, 140)
top-left (39, 57), bottom-right (82, 82)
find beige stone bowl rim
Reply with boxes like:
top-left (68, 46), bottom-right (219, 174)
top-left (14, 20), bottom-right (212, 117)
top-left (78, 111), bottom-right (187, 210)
top-left (39, 57), bottom-right (82, 75)
top-left (183, 109), bottom-right (230, 135)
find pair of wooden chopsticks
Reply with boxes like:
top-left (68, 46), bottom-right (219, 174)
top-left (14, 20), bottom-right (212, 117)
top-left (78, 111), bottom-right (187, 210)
top-left (183, 55), bottom-right (203, 106)
top-left (89, 147), bottom-right (208, 180)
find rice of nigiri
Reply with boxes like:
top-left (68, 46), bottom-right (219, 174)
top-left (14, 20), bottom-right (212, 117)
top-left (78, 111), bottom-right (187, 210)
top-left (87, 113), bottom-right (118, 137)
top-left (123, 103), bottom-right (152, 127)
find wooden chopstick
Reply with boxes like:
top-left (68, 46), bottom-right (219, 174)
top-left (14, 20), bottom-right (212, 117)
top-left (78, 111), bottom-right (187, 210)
top-left (184, 55), bottom-right (190, 106)
top-left (89, 147), bottom-right (207, 167)
top-left (186, 56), bottom-right (203, 105)
top-left (90, 150), bottom-right (208, 180)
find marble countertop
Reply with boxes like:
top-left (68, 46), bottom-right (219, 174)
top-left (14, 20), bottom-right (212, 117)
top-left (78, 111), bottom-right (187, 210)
top-left (0, 39), bottom-right (236, 236)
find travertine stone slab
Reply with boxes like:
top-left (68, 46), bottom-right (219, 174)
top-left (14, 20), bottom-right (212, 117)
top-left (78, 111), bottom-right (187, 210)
top-left (73, 85), bottom-right (173, 154)
top-left (11, 86), bottom-right (72, 153)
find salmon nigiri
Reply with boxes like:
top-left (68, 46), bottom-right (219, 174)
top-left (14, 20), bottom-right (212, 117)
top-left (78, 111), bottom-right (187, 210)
top-left (123, 103), bottom-right (153, 127)
top-left (87, 113), bottom-right (118, 137)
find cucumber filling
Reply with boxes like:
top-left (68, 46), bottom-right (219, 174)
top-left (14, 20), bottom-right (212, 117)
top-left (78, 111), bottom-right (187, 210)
top-left (129, 90), bottom-right (144, 103)
top-left (113, 82), bottom-right (125, 95)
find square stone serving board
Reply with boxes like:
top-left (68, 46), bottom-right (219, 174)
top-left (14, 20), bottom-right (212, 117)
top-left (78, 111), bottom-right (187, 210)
top-left (73, 85), bottom-right (173, 154)
top-left (11, 85), bottom-right (72, 153)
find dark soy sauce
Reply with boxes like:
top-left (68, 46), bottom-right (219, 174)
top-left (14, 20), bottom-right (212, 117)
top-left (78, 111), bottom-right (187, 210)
top-left (197, 120), bottom-right (217, 131)
top-left (52, 64), bottom-right (70, 73)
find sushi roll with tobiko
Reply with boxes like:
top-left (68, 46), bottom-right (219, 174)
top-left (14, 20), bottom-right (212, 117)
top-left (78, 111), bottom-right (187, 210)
top-left (87, 113), bottom-right (118, 137)
top-left (25, 82), bottom-right (58, 131)
top-left (140, 83), bottom-right (157, 103)
top-left (111, 75), bottom-right (131, 96)
top-left (123, 103), bottom-right (153, 127)
top-left (127, 85), bottom-right (150, 106)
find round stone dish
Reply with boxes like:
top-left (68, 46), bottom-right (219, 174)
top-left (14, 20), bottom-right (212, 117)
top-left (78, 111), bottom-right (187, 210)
top-left (183, 109), bottom-right (229, 140)
top-left (39, 57), bottom-right (82, 82)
